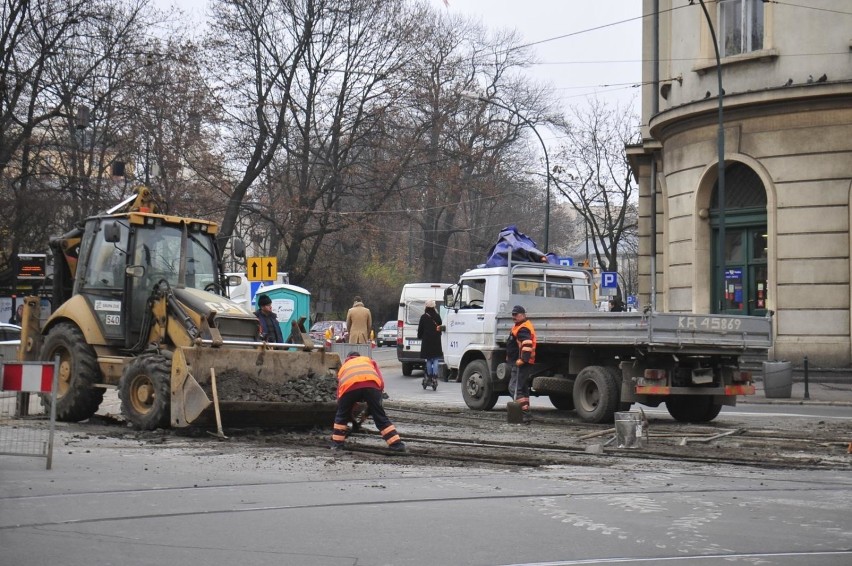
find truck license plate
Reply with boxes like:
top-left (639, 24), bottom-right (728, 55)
top-left (407, 339), bottom-right (421, 348)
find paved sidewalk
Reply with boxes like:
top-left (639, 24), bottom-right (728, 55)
top-left (744, 378), bottom-right (852, 406)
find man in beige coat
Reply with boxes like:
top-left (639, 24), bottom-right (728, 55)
top-left (346, 296), bottom-right (372, 344)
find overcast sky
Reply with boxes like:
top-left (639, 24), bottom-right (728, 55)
top-left (160, 0), bottom-right (642, 107)
top-left (157, 0), bottom-right (643, 148)
top-left (444, 0), bottom-right (642, 113)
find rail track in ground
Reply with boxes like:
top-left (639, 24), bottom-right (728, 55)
top-left (17, 399), bottom-right (849, 472)
top-left (237, 401), bottom-right (850, 471)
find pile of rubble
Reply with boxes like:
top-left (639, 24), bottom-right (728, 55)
top-left (204, 369), bottom-right (338, 403)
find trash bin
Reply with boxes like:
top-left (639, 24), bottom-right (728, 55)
top-left (253, 284), bottom-right (311, 342)
top-left (614, 411), bottom-right (646, 448)
top-left (762, 361), bottom-right (793, 398)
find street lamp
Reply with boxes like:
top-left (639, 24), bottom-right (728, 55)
top-left (461, 94), bottom-right (551, 252)
top-left (698, 0), bottom-right (727, 313)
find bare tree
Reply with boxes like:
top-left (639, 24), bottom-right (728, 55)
top-left (394, 11), bottom-right (558, 281)
top-left (551, 98), bottom-right (640, 281)
top-left (205, 0), bottom-right (427, 290)
top-left (121, 38), bottom-right (227, 219)
top-left (0, 0), bottom-right (165, 281)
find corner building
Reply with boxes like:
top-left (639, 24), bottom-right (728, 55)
top-left (628, 0), bottom-right (852, 366)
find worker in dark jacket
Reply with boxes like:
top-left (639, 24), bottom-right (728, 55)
top-left (506, 304), bottom-right (536, 424)
top-left (330, 352), bottom-right (406, 452)
top-left (254, 294), bottom-right (284, 343)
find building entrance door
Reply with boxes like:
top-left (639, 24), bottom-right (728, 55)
top-left (708, 162), bottom-right (768, 316)
top-left (712, 226), bottom-right (768, 316)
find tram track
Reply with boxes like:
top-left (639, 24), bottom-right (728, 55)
top-left (364, 401), bottom-right (852, 471)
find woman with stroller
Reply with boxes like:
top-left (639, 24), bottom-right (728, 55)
top-left (417, 299), bottom-right (443, 389)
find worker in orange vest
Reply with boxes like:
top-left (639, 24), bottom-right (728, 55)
top-left (330, 352), bottom-right (406, 452)
top-left (507, 305), bottom-right (536, 424)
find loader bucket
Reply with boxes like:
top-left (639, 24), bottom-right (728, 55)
top-left (170, 346), bottom-right (341, 428)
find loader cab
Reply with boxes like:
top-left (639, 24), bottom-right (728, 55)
top-left (75, 217), bottom-right (131, 343)
top-left (75, 214), bottom-right (225, 348)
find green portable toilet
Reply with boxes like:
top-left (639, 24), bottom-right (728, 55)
top-left (252, 284), bottom-right (311, 342)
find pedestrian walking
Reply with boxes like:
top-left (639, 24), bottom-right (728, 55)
top-left (506, 305), bottom-right (536, 424)
top-left (330, 352), bottom-right (406, 452)
top-left (9, 304), bottom-right (23, 325)
top-left (254, 294), bottom-right (284, 343)
top-left (346, 296), bottom-right (372, 344)
top-left (418, 299), bottom-right (443, 389)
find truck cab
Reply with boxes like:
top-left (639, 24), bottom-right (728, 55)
top-left (442, 263), bottom-right (593, 381)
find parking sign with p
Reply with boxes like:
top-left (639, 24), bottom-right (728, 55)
top-left (601, 272), bottom-right (618, 296)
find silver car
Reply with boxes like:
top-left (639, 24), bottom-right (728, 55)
top-left (377, 320), bottom-right (398, 347)
top-left (0, 322), bottom-right (21, 363)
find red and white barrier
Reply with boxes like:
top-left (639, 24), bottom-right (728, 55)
top-left (2, 362), bottom-right (55, 393)
top-left (0, 359), bottom-right (59, 469)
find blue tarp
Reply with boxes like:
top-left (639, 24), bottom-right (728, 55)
top-left (484, 225), bottom-right (559, 267)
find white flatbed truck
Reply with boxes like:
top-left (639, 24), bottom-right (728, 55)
top-left (441, 261), bottom-right (773, 423)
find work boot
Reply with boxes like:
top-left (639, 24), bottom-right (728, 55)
top-left (388, 441), bottom-right (407, 453)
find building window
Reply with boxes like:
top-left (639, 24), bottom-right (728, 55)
top-left (718, 0), bottom-right (764, 56)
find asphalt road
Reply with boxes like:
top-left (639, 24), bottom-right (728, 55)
top-left (2, 346), bottom-right (850, 566)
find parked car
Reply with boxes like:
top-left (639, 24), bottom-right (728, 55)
top-left (377, 320), bottom-right (398, 347)
top-left (0, 322), bottom-right (21, 363)
top-left (308, 320), bottom-right (348, 343)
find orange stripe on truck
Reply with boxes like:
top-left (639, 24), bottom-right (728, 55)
top-left (725, 384), bottom-right (755, 395)
top-left (635, 385), bottom-right (671, 395)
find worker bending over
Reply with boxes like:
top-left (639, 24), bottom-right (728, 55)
top-left (330, 352), bottom-right (406, 452)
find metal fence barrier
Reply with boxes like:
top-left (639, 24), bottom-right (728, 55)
top-left (0, 359), bottom-right (59, 469)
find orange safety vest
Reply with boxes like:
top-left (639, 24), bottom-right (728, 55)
top-left (336, 356), bottom-right (384, 397)
top-left (510, 320), bottom-right (536, 364)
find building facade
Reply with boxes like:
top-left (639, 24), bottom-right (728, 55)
top-left (628, 0), bottom-right (852, 366)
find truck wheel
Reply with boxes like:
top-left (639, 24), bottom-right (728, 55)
top-left (461, 360), bottom-right (498, 411)
top-left (119, 354), bottom-right (172, 430)
top-left (573, 365), bottom-right (619, 424)
top-left (40, 322), bottom-right (104, 422)
top-left (401, 362), bottom-right (414, 376)
top-left (533, 376), bottom-right (575, 411)
top-left (666, 395), bottom-right (723, 423)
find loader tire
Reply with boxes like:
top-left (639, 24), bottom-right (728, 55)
top-left (119, 354), bottom-right (172, 430)
top-left (461, 360), bottom-right (498, 411)
top-left (573, 365), bottom-right (619, 424)
top-left (40, 323), bottom-right (104, 422)
top-left (666, 395), bottom-right (722, 423)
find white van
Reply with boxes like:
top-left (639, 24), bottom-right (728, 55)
top-left (397, 283), bottom-right (451, 376)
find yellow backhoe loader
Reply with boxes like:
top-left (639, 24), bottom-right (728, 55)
top-left (18, 187), bottom-right (340, 430)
